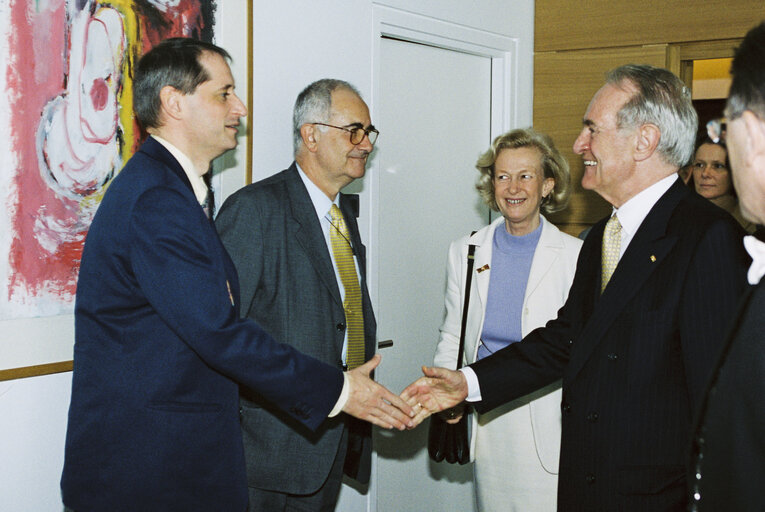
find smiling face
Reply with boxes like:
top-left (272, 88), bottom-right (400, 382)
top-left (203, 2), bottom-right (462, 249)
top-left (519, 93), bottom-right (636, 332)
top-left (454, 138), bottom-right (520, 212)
top-left (493, 146), bottom-right (554, 236)
top-left (308, 88), bottom-right (374, 198)
top-left (180, 51), bottom-right (247, 172)
top-left (573, 82), bottom-right (640, 207)
top-left (692, 142), bottom-right (732, 201)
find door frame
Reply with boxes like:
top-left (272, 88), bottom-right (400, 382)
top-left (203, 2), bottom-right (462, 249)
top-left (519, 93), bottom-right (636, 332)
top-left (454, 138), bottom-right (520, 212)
top-left (367, 4), bottom-right (520, 309)
top-left (362, 5), bottom-right (523, 510)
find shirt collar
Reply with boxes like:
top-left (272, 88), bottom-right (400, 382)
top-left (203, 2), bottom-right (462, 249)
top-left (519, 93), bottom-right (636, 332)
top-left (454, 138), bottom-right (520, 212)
top-left (612, 174), bottom-right (677, 239)
top-left (151, 135), bottom-right (209, 205)
top-left (296, 162), bottom-right (339, 218)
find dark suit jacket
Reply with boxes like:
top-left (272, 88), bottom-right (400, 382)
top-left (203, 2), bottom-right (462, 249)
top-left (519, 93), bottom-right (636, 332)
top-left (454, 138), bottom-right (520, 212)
top-left (470, 180), bottom-right (749, 511)
top-left (61, 139), bottom-right (342, 512)
top-left (215, 163), bottom-right (376, 495)
top-left (688, 277), bottom-right (765, 511)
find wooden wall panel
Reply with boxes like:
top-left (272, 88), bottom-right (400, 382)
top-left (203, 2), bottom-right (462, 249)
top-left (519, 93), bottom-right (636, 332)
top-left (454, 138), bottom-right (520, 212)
top-left (536, 0), bottom-right (764, 52)
top-left (534, 46), bottom-right (668, 233)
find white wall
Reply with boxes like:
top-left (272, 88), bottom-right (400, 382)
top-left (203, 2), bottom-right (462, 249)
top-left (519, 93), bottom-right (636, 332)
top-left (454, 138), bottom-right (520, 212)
top-left (0, 2), bottom-right (534, 510)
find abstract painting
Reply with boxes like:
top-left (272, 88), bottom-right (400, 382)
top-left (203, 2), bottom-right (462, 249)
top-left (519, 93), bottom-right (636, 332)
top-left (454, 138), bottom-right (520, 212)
top-left (0, 0), bottom-right (216, 319)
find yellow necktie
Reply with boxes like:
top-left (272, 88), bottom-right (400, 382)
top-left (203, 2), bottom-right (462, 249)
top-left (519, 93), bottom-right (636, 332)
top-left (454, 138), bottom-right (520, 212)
top-left (601, 214), bottom-right (622, 293)
top-left (329, 205), bottom-right (365, 369)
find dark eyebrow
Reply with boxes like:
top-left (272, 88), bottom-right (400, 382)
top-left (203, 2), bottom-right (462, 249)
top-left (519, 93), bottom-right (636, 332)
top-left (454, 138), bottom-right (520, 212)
top-left (583, 119), bottom-right (595, 128)
top-left (343, 122), bottom-right (376, 131)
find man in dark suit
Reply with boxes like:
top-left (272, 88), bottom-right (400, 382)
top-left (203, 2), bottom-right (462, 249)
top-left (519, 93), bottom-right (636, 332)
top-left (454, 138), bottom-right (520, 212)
top-left (215, 79), bottom-right (380, 511)
top-left (403, 64), bottom-right (749, 510)
top-left (61, 40), bottom-right (413, 512)
top-left (688, 21), bottom-right (765, 511)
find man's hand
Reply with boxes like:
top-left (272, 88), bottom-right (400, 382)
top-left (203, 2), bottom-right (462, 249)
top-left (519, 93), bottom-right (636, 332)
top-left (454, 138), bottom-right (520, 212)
top-left (400, 366), bottom-right (469, 428)
top-left (342, 354), bottom-right (415, 430)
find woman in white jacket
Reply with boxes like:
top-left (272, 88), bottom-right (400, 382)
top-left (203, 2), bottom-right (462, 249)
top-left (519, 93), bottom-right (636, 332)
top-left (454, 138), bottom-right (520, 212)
top-left (434, 128), bottom-right (582, 511)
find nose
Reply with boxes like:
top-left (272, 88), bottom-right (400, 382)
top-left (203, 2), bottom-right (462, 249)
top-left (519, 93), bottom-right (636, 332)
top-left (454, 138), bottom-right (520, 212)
top-left (573, 128), bottom-right (589, 155)
top-left (356, 130), bottom-right (374, 151)
top-left (231, 92), bottom-right (248, 118)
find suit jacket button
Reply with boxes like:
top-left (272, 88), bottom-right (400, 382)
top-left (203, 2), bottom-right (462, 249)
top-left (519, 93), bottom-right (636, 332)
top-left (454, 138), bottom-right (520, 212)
top-left (607, 353), bottom-right (618, 361)
top-left (586, 473), bottom-right (596, 484)
top-left (337, 323), bottom-right (345, 331)
top-left (587, 411), bottom-right (599, 422)
top-left (561, 402), bottom-right (571, 414)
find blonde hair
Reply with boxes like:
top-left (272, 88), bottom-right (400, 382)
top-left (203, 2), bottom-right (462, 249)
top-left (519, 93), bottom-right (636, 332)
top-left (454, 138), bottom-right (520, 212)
top-left (475, 128), bottom-right (571, 214)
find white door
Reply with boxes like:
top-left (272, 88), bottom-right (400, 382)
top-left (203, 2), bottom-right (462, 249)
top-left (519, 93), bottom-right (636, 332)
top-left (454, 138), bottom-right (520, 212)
top-left (371, 36), bottom-right (492, 512)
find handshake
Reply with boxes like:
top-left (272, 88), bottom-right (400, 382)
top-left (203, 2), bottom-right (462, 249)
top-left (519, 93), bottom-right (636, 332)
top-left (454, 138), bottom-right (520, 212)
top-left (341, 354), bottom-right (470, 430)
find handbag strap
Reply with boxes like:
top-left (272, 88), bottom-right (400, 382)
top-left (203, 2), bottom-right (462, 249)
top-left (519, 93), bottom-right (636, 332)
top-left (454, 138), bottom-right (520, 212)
top-left (456, 235), bottom-right (477, 370)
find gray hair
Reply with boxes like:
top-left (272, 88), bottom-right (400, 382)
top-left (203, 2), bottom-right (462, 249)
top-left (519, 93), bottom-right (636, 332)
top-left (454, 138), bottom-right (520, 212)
top-left (292, 79), bottom-right (362, 155)
top-left (606, 64), bottom-right (698, 168)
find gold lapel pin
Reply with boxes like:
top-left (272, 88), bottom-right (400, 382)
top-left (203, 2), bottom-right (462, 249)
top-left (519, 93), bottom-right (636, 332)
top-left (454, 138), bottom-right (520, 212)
top-left (477, 264), bottom-right (490, 273)
top-left (650, 255), bottom-right (656, 262)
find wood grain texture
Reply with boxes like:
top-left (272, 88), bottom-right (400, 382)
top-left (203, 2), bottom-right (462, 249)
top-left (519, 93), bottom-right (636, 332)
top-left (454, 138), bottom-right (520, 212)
top-left (535, 0), bottom-right (764, 52)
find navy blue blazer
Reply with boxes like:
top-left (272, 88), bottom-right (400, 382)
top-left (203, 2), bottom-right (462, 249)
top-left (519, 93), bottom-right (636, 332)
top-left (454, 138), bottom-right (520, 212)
top-left (61, 138), bottom-right (343, 511)
top-left (470, 180), bottom-right (749, 510)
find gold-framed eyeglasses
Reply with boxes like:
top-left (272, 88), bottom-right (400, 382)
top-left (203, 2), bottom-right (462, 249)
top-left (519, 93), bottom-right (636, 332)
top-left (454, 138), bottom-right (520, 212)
top-left (311, 122), bottom-right (379, 145)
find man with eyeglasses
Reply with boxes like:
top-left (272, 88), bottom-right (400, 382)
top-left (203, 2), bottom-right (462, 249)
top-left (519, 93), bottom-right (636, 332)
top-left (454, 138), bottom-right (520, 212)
top-left (216, 79), bottom-right (382, 511)
top-left (687, 21), bottom-right (765, 511)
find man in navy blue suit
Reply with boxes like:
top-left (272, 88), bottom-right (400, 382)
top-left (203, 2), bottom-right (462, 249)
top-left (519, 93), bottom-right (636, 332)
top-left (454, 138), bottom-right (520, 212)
top-left (60, 38), bottom-right (413, 512)
top-left (403, 64), bottom-right (749, 510)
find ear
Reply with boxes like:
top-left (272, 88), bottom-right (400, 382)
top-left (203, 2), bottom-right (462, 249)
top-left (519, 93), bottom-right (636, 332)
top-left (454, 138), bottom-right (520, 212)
top-left (542, 177), bottom-right (555, 198)
top-left (742, 110), bottom-right (765, 165)
top-left (158, 85), bottom-right (184, 122)
top-left (300, 123), bottom-right (319, 153)
top-left (634, 123), bottom-right (661, 162)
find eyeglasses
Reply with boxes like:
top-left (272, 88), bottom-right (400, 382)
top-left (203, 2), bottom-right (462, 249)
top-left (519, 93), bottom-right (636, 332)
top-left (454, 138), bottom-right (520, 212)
top-left (311, 123), bottom-right (379, 145)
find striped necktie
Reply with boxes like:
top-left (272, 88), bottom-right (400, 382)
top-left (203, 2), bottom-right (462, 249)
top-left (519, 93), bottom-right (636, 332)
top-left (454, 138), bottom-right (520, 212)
top-left (329, 205), bottom-right (365, 369)
top-left (601, 213), bottom-right (622, 293)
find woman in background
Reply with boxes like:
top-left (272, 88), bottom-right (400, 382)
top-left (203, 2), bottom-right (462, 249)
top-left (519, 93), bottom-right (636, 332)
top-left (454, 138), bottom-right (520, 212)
top-left (434, 128), bottom-right (582, 511)
top-left (691, 136), bottom-right (755, 232)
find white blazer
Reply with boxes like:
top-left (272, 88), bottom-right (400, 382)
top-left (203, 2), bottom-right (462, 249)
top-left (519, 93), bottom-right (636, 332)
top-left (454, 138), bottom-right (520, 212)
top-left (434, 215), bottom-right (582, 471)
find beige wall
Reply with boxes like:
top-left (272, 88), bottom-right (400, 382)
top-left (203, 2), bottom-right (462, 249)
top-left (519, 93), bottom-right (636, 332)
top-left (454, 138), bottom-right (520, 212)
top-left (534, 1), bottom-right (765, 235)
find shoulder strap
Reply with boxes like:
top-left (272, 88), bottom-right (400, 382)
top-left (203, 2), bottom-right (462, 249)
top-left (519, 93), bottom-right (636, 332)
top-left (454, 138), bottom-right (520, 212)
top-left (456, 234), bottom-right (477, 370)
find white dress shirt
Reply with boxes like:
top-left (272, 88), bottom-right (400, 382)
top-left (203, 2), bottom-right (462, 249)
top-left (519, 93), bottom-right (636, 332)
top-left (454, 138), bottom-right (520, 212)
top-left (297, 163), bottom-right (363, 416)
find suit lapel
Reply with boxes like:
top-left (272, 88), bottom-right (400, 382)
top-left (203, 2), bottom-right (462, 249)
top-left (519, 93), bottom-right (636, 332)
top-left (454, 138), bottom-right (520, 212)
top-left (285, 165), bottom-right (343, 306)
top-left (525, 218), bottom-right (563, 300)
top-left (566, 180), bottom-right (687, 381)
top-left (141, 137), bottom-right (195, 195)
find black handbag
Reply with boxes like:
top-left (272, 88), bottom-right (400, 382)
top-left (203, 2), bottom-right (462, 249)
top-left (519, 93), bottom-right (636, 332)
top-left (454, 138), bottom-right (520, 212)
top-left (427, 240), bottom-right (476, 465)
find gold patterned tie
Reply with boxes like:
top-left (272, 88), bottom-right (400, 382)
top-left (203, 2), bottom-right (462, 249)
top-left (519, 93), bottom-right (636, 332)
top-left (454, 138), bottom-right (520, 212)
top-left (329, 205), bottom-right (365, 369)
top-left (601, 213), bottom-right (622, 293)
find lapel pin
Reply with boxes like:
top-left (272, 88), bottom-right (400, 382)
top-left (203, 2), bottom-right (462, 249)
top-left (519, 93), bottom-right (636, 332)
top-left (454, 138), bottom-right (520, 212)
top-left (650, 255), bottom-right (656, 262)
top-left (477, 264), bottom-right (490, 273)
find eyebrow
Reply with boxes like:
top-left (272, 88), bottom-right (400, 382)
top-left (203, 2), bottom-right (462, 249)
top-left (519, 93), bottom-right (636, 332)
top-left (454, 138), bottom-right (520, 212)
top-left (582, 119), bottom-right (595, 128)
top-left (343, 122), bottom-right (376, 130)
